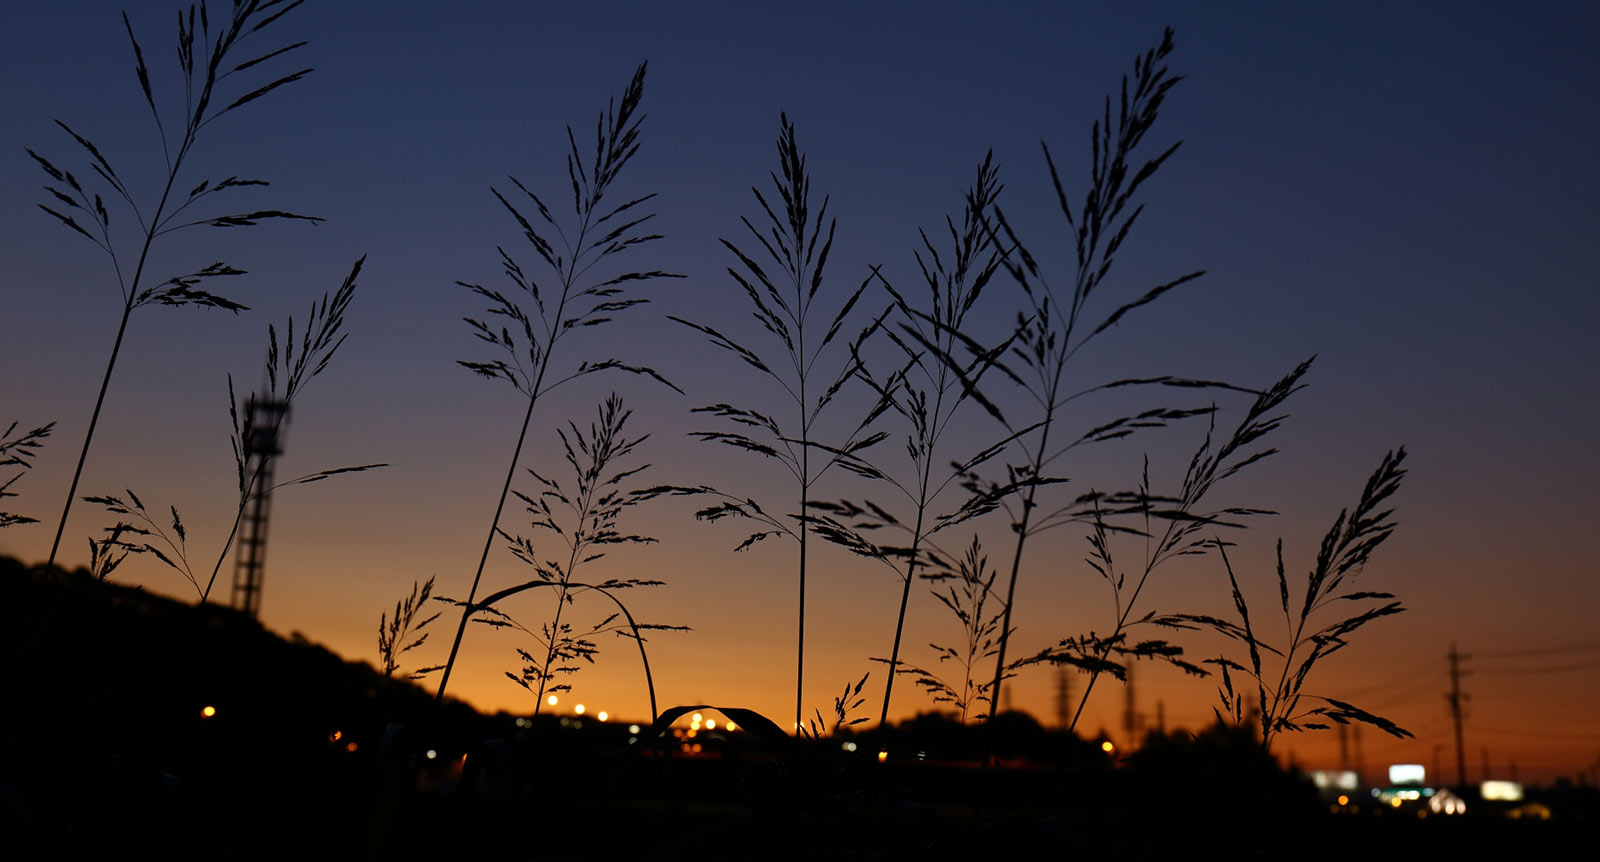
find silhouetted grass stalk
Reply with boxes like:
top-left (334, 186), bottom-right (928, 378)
top-left (1192, 448), bottom-right (1412, 752)
top-left (807, 155), bottom-right (1006, 725)
top-left (433, 63), bottom-right (681, 703)
top-left (483, 395), bottom-right (686, 719)
top-left (890, 535), bottom-right (1006, 722)
top-left (1055, 358), bottom-right (1313, 733)
top-left (84, 259), bottom-right (383, 601)
top-left (967, 29), bottom-right (1231, 728)
top-left (0, 422), bottom-right (55, 530)
top-left (29, 0), bottom-right (321, 568)
top-left (672, 115), bottom-right (889, 733)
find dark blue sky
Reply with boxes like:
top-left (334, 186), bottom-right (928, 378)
top-left (3, 1), bottom-right (1597, 780)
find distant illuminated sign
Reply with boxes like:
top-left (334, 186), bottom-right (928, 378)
top-left (1310, 770), bottom-right (1361, 790)
top-left (1482, 780), bottom-right (1524, 801)
top-left (1389, 764), bottom-right (1425, 784)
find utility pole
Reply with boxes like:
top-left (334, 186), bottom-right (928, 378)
top-left (1446, 643), bottom-right (1471, 788)
top-left (1121, 661), bottom-right (1139, 750)
top-left (1354, 725), bottom-right (1365, 785)
top-left (1055, 665), bottom-right (1070, 729)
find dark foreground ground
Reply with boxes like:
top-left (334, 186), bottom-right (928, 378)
top-left (1, 558), bottom-right (1590, 859)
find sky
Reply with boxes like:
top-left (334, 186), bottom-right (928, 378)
top-left (2, 1), bottom-right (1598, 786)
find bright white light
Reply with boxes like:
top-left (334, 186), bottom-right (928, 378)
top-left (1388, 764), bottom-right (1425, 784)
top-left (547, 695), bottom-right (559, 707)
top-left (1482, 780), bottom-right (1524, 802)
top-left (597, 711), bottom-right (608, 722)
top-left (706, 719), bottom-right (716, 730)
top-left (726, 721), bottom-right (737, 732)
top-left (628, 724), bottom-right (641, 734)
top-left (1428, 789), bottom-right (1466, 815)
top-left (574, 704), bottom-right (586, 715)
top-left (201, 705), bottom-right (216, 719)
top-left (842, 741), bottom-right (857, 752)
top-left (692, 713), bottom-right (703, 724)
top-left (1310, 770), bottom-right (1360, 791)
top-left (425, 749), bottom-right (437, 760)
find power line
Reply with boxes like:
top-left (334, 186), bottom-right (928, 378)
top-left (1477, 639), bottom-right (1600, 659)
top-left (1471, 726), bottom-right (1600, 741)
top-left (1477, 658), bottom-right (1600, 675)
top-left (1338, 656), bottom-right (1447, 699)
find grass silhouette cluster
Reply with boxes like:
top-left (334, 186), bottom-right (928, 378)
top-left (6, 7), bottom-right (1421, 815)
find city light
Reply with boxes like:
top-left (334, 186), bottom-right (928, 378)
top-left (1101, 741), bottom-right (1114, 754)
top-left (705, 719), bottom-right (716, 730)
top-left (1388, 764), bottom-right (1425, 785)
top-left (574, 704), bottom-right (586, 715)
top-left (1482, 780), bottom-right (1524, 802)
top-left (547, 695), bottom-right (558, 707)
top-left (877, 750), bottom-right (888, 763)
top-left (726, 721), bottom-right (737, 732)
top-left (597, 711), bottom-right (608, 722)
top-left (201, 705), bottom-right (216, 719)
top-left (842, 741), bottom-right (857, 752)
top-left (425, 749), bottom-right (438, 760)
top-left (628, 725), bottom-right (641, 734)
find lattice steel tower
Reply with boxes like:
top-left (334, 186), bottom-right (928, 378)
top-left (231, 397), bottom-right (289, 617)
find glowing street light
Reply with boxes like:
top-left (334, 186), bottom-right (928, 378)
top-left (547, 695), bottom-right (559, 707)
top-left (201, 705), bottom-right (217, 719)
top-left (574, 704), bottom-right (586, 715)
top-left (1101, 741), bottom-right (1115, 754)
top-left (597, 711), bottom-right (608, 722)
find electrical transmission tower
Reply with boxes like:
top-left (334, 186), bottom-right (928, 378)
top-left (230, 397), bottom-right (289, 617)
top-left (1446, 643), bottom-right (1472, 788)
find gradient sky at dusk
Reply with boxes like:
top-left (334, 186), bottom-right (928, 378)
top-left (3, 1), bottom-right (1598, 784)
